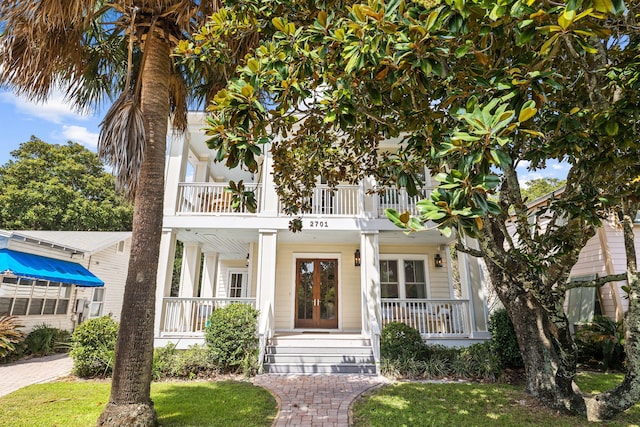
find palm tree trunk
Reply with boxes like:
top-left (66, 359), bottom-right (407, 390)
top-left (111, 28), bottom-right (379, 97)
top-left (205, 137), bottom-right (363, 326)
top-left (97, 28), bottom-right (171, 427)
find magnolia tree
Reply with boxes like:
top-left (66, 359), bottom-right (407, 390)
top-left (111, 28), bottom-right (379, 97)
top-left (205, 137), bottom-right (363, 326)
top-left (183, 0), bottom-right (640, 420)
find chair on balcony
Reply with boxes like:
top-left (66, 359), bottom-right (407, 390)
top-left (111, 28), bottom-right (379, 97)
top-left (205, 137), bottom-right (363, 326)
top-left (198, 192), bottom-right (231, 213)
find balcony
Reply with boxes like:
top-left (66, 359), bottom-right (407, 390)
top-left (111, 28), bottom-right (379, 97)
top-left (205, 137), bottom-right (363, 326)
top-left (381, 299), bottom-right (470, 337)
top-left (297, 185), bottom-right (362, 217)
top-left (176, 183), bottom-right (262, 215)
top-left (160, 297), bottom-right (256, 335)
top-left (376, 187), bottom-right (433, 218)
top-left (174, 182), bottom-right (435, 218)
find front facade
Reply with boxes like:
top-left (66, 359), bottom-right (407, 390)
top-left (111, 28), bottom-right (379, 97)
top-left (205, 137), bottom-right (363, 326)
top-left (154, 113), bottom-right (490, 370)
top-left (0, 230), bottom-right (132, 332)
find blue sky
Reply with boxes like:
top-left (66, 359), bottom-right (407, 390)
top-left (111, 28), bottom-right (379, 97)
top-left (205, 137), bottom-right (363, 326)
top-left (0, 91), bottom-right (570, 185)
top-left (0, 90), bottom-right (102, 165)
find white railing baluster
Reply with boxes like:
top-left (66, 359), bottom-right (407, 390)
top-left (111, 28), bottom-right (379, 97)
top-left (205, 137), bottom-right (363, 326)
top-left (380, 299), bottom-right (471, 337)
top-left (161, 297), bottom-right (257, 335)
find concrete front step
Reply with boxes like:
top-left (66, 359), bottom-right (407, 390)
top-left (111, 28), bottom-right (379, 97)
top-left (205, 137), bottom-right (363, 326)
top-left (262, 333), bottom-right (377, 375)
top-left (264, 353), bottom-right (375, 364)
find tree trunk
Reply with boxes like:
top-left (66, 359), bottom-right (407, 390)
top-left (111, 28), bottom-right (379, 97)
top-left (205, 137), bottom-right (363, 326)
top-left (97, 28), bottom-right (171, 427)
top-left (484, 257), bottom-right (587, 415)
top-left (585, 202), bottom-right (640, 421)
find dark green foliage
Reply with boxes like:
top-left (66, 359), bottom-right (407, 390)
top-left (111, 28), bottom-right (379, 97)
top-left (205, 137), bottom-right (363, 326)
top-left (576, 315), bottom-right (625, 371)
top-left (69, 316), bottom-right (118, 377)
top-left (489, 308), bottom-right (524, 369)
top-left (204, 303), bottom-right (259, 374)
top-left (24, 324), bottom-right (70, 356)
top-left (380, 322), bottom-right (427, 361)
top-left (0, 315), bottom-right (25, 361)
top-left (0, 137), bottom-right (133, 231)
top-left (152, 343), bottom-right (216, 380)
top-left (451, 342), bottom-right (501, 381)
top-left (380, 342), bottom-right (501, 382)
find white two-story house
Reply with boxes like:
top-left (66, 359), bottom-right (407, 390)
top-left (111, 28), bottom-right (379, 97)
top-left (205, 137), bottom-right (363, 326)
top-left (154, 113), bottom-right (490, 373)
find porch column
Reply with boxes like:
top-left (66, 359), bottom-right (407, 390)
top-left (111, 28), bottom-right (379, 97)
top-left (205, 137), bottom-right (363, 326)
top-left (179, 242), bottom-right (202, 298)
top-left (360, 231), bottom-right (380, 338)
top-left (193, 159), bottom-right (211, 183)
top-left (458, 237), bottom-right (489, 337)
top-left (259, 145), bottom-right (279, 216)
top-left (256, 229), bottom-right (278, 335)
top-left (200, 251), bottom-right (218, 298)
top-left (154, 229), bottom-right (177, 338)
top-left (164, 129), bottom-right (190, 216)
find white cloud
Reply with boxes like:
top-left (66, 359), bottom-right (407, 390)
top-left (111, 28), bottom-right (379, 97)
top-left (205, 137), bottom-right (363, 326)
top-left (0, 90), bottom-right (89, 124)
top-left (515, 160), bottom-right (531, 170)
top-left (60, 125), bottom-right (99, 148)
top-left (551, 163), bottom-right (568, 170)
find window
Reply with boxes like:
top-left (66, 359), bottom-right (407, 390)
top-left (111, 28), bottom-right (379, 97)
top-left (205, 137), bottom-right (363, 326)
top-left (89, 288), bottom-right (105, 317)
top-left (379, 256), bottom-right (429, 299)
top-left (228, 271), bottom-right (248, 298)
top-left (117, 241), bottom-right (126, 253)
top-left (565, 275), bottom-right (602, 326)
top-left (380, 260), bottom-right (399, 298)
top-left (0, 276), bottom-right (71, 316)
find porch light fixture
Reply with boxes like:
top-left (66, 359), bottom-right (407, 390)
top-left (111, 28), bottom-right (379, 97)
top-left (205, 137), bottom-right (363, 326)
top-left (354, 249), bottom-right (361, 267)
top-left (246, 253), bottom-right (250, 266)
top-left (434, 254), bottom-right (443, 268)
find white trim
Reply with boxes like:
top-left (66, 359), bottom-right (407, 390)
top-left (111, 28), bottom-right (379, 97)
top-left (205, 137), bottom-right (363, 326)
top-left (379, 253), bottom-right (431, 299)
top-left (290, 252), bottom-right (343, 331)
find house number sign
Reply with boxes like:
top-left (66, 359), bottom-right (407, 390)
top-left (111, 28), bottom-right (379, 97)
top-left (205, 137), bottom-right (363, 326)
top-left (309, 220), bottom-right (329, 228)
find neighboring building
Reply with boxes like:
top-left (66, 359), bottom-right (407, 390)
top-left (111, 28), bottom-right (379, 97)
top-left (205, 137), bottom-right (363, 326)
top-left (154, 113), bottom-right (490, 373)
top-left (0, 230), bottom-right (131, 332)
top-left (516, 190), bottom-right (639, 329)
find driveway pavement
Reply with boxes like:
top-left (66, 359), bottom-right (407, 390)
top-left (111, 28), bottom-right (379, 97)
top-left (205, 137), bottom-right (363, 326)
top-left (0, 353), bottom-right (73, 397)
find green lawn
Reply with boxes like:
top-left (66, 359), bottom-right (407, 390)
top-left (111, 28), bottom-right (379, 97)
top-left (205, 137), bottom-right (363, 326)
top-left (0, 379), bottom-right (277, 427)
top-left (353, 372), bottom-right (640, 427)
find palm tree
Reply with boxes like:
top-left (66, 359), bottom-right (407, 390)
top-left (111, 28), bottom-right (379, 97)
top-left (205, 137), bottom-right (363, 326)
top-left (0, 2), bottom-right (256, 425)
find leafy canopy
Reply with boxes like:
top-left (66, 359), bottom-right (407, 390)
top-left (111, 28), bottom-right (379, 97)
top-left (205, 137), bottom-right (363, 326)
top-left (184, 0), bottom-right (638, 238)
top-left (0, 137), bottom-right (133, 231)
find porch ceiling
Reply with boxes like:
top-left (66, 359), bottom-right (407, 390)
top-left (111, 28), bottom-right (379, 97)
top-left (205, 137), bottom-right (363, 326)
top-left (176, 228), bottom-right (257, 260)
top-left (176, 227), bottom-right (452, 260)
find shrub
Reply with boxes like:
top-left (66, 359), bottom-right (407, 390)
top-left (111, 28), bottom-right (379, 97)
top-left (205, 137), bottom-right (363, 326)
top-left (452, 343), bottom-right (501, 381)
top-left (380, 322), bottom-right (427, 361)
top-left (70, 316), bottom-right (118, 377)
top-left (24, 324), bottom-right (70, 356)
top-left (576, 315), bottom-right (625, 371)
top-left (489, 308), bottom-right (523, 369)
top-left (0, 315), bottom-right (25, 361)
top-left (205, 303), bottom-right (259, 374)
top-left (153, 344), bottom-right (216, 380)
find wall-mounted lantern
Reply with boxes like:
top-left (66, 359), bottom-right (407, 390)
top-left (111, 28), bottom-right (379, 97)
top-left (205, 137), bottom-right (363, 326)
top-left (434, 253), bottom-right (443, 268)
top-left (354, 249), bottom-right (361, 267)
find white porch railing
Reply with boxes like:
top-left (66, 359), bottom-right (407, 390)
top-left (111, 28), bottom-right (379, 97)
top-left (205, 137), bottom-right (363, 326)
top-left (376, 187), bottom-right (434, 218)
top-left (296, 185), bottom-right (361, 216)
top-left (176, 183), bottom-right (261, 214)
top-left (161, 297), bottom-right (256, 334)
top-left (381, 299), bottom-right (470, 337)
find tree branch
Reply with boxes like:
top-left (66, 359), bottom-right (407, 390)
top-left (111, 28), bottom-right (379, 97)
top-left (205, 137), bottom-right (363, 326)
top-left (563, 273), bottom-right (628, 291)
top-left (454, 242), bottom-right (483, 258)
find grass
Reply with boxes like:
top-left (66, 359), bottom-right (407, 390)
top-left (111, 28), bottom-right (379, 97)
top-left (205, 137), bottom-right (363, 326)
top-left (0, 379), bottom-right (277, 427)
top-left (352, 372), bottom-right (640, 427)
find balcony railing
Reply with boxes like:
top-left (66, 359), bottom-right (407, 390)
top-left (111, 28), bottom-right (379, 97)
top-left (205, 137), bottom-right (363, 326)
top-left (381, 299), bottom-right (470, 337)
top-left (161, 297), bottom-right (256, 334)
top-left (176, 183), bottom-right (261, 214)
top-left (296, 185), bottom-right (362, 216)
top-left (376, 187), bottom-right (433, 218)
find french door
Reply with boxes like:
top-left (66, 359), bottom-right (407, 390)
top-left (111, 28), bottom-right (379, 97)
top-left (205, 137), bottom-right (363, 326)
top-left (295, 259), bottom-right (338, 329)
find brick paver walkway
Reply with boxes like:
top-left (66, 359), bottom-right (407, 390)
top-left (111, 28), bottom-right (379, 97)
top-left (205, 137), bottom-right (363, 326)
top-left (0, 353), bottom-right (73, 397)
top-left (252, 374), bottom-right (387, 427)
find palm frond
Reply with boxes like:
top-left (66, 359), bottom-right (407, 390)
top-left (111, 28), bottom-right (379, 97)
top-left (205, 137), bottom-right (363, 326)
top-left (99, 93), bottom-right (146, 199)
